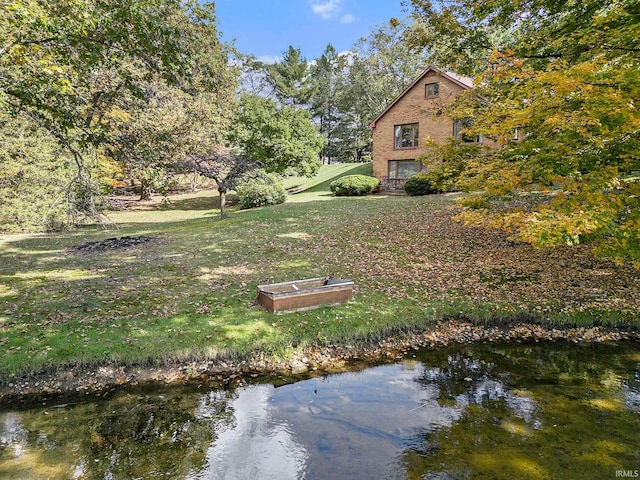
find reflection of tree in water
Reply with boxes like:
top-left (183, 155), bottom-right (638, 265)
top-left (0, 388), bottom-right (236, 480)
top-left (403, 343), bottom-right (640, 480)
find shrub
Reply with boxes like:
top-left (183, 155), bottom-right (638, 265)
top-left (330, 175), bottom-right (380, 196)
top-left (236, 172), bottom-right (287, 209)
top-left (404, 174), bottom-right (440, 196)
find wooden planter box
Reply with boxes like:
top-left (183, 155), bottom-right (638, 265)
top-left (257, 277), bottom-right (354, 313)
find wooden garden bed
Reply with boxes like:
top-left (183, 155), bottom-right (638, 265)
top-left (257, 277), bottom-right (354, 313)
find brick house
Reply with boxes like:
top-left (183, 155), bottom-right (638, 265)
top-left (369, 65), bottom-right (480, 191)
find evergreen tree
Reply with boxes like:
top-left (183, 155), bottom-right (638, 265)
top-left (265, 46), bottom-right (313, 106)
top-left (310, 44), bottom-right (346, 164)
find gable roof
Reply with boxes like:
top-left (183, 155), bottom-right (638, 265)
top-left (368, 65), bottom-right (474, 128)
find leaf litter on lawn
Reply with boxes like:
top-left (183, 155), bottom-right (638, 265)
top-left (1, 192), bottom-right (639, 382)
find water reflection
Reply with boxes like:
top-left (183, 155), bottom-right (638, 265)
top-left (200, 386), bottom-right (309, 480)
top-left (250, 362), bottom-right (461, 480)
top-left (1, 342), bottom-right (639, 480)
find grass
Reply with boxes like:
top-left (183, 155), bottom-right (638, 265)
top-left (1, 164), bottom-right (639, 380)
top-left (282, 163), bottom-right (371, 194)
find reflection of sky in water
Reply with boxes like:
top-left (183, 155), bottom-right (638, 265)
top-left (0, 412), bottom-right (27, 458)
top-left (195, 362), bottom-right (462, 480)
top-left (197, 386), bottom-right (308, 480)
top-left (458, 379), bottom-right (539, 424)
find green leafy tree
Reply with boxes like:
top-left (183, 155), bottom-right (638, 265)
top-left (236, 25), bottom-right (428, 166)
top-left (107, 37), bottom-right (236, 202)
top-left (107, 84), bottom-right (192, 200)
top-left (1, 0), bottom-right (193, 165)
top-left (230, 94), bottom-right (323, 177)
top-left (418, 138), bottom-right (485, 193)
top-left (406, 0), bottom-right (640, 265)
top-left (350, 20), bottom-right (431, 120)
top-left (0, 112), bottom-right (73, 231)
top-left (1, 0), bottom-right (235, 226)
top-left (334, 21), bottom-right (430, 162)
top-left (184, 95), bottom-right (323, 219)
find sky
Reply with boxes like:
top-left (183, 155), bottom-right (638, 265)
top-left (214, 0), bottom-right (410, 63)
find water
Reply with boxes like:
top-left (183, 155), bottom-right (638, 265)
top-left (1, 342), bottom-right (639, 479)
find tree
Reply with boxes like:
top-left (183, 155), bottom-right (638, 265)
top-left (309, 44), bottom-right (346, 164)
top-left (184, 95), bottom-right (323, 219)
top-left (2, 0), bottom-right (190, 165)
top-left (406, 0), bottom-right (640, 265)
top-left (182, 147), bottom-right (256, 219)
top-left (0, 111), bottom-right (73, 231)
top-left (235, 26), bottom-right (428, 166)
top-left (230, 94), bottom-right (323, 177)
top-left (1, 0), bottom-right (236, 226)
top-left (106, 36), bottom-right (236, 202)
top-left (264, 46), bottom-right (314, 106)
top-left (106, 84), bottom-right (186, 200)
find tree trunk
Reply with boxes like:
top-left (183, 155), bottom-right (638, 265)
top-left (217, 180), bottom-right (227, 219)
top-left (139, 180), bottom-right (152, 201)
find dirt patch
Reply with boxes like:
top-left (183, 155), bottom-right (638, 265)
top-left (71, 235), bottom-right (156, 252)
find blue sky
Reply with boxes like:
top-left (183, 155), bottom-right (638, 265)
top-left (215, 0), bottom-right (409, 62)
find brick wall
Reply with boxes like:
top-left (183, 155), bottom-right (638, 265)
top-left (371, 70), bottom-right (468, 182)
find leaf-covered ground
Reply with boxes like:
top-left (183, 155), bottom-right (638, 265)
top-left (1, 167), bottom-right (638, 381)
top-left (320, 195), bottom-right (639, 316)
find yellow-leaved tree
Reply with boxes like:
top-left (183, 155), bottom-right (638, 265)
top-left (405, 0), bottom-right (640, 266)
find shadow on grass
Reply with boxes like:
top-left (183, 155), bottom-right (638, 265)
top-left (293, 163), bottom-right (373, 195)
top-left (121, 192), bottom-right (238, 212)
top-left (156, 193), bottom-right (239, 211)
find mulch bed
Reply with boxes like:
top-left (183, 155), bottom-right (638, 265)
top-left (71, 235), bottom-right (156, 252)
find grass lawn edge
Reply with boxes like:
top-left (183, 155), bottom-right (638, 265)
top-left (2, 317), bottom-right (639, 407)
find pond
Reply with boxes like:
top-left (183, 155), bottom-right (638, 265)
top-left (1, 341), bottom-right (639, 479)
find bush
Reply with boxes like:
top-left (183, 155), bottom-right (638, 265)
top-left (330, 175), bottom-right (380, 196)
top-left (236, 172), bottom-right (287, 209)
top-left (404, 174), bottom-right (441, 196)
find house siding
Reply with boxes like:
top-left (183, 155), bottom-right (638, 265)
top-left (371, 70), bottom-right (470, 185)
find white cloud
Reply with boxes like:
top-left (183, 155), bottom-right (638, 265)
top-left (256, 55), bottom-right (281, 65)
top-left (340, 13), bottom-right (355, 24)
top-left (338, 50), bottom-right (356, 65)
top-left (310, 0), bottom-right (341, 20)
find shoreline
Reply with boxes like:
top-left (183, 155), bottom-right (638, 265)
top-left (1, 320), bottom-right (639, 407)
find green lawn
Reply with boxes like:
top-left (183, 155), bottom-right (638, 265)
top-left (1, 165), bottom-right (639, 380)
